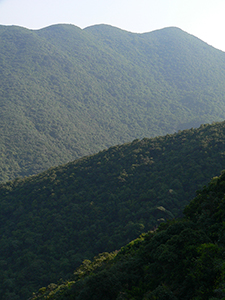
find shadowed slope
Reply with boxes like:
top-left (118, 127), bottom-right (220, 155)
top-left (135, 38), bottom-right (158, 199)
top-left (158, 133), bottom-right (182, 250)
top-left (1, 121), bottom-right (225, 298)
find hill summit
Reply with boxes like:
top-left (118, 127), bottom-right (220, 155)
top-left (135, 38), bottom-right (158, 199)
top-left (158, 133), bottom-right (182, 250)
top-left (1, 24), bottom-right (225, 181)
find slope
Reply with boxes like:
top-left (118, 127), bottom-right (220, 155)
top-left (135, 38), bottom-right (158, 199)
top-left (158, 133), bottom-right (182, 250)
top-left (1, 24), bottom-right (225, 181)
top-left (1, 121), bottom-right (225, 299)
top-left (31, 170), bottom-right (225, 300)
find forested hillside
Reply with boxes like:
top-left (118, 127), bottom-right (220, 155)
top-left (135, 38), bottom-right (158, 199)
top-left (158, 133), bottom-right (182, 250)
top-left (30, 170), bottom-right (225, 300)
top-left (1, 24), bottom-right (225, 181)
top-left (1, 121), bottom-right (225, 299)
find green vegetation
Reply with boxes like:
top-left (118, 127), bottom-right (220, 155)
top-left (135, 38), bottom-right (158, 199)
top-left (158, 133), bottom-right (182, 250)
top-left (1, 24), bottom-right (225, 181)
top-left (30, 170), bottom-right (225, 300)
top-left (1, 121), bottom-right (225, 299)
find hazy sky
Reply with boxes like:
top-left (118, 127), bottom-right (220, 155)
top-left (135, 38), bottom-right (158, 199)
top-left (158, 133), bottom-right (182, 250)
top-left (0, 0), bottom-right (225, 51)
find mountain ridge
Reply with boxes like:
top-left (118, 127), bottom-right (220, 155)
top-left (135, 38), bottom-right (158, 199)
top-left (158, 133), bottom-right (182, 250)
top-left (1, 120), bottom-right (225, 299)
top-left (1, 23), bottom-right (225, 182)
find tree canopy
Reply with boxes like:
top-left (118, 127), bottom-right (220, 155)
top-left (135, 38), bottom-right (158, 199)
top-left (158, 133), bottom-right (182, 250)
top-left (1, 24), bottom-right (225, 181)
top-left (30, 170), bottom-right (225, 300)
top-left (1, 121), bottom-right (225, 299)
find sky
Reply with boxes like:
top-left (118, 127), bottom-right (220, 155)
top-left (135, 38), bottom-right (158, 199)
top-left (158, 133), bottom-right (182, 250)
top-left (0, 0), bottom-right (225, 52)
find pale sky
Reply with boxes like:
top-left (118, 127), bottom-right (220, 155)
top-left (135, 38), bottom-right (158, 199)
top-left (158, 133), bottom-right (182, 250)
top-left (0, 0), bottom-right (225, 52)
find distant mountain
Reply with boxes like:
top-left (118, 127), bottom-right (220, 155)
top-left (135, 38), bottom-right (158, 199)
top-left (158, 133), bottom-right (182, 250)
top-left (1, 24), bottom-right (225, 181)
top-left (30, 170), bottom-right (225, 300)
top-left (1, 121), bottom-right (225, 299)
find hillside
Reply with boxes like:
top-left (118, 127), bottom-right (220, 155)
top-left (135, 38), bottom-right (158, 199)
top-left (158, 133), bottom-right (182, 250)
top-left (1, 121), bottom-right (225, 299)
top-left (30, 170), bottom-right (225, 300)
top-left (1, 24), bottom-right (225, 181)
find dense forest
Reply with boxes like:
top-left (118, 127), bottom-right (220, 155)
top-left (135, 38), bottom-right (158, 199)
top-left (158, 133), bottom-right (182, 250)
top-left (30, 169), bottom-right (225, 300)
top-left (1, 121), bottom-right (225, 299)
top-left (1, 24), bottom-right (225, 181)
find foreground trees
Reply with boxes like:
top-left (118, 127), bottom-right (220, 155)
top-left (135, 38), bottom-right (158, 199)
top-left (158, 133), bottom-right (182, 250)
top-left (31, 171), bottom-right (225, 300)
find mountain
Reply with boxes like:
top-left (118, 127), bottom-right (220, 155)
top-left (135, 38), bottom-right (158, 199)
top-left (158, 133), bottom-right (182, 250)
top-left (1, 121), bottom-right (225, 299)
top-left (30, 170), bottom-right (225, 300)
top-left (1, 24), bottom-right (225, 181)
